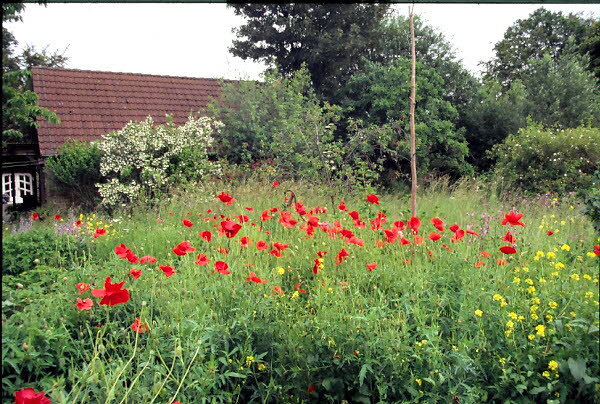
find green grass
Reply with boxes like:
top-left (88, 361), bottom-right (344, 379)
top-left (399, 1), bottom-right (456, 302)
top-left (2, 180), bottom-right (599, 403)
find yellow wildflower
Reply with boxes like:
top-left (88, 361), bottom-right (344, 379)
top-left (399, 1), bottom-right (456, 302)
top-left (571, 274), bottom-right (580, 281)
top-left (548, 360), bottom-right (559, 371)
top-left (277, 267), bottom-right (285, 275)
top-left (542, 371), bottom-right (551, 378)
top-left (525, 278), bottom-right (534, 285)
top-left (535, 324), bottom-right (546, 337)
top-left (585, 291), bottom-right (593, 299)
top-left (258, 363), bottom-right (266, 371)
top-left (561, 244), bottom-right (570, 251)
top-left (474, 310), bottom-right (483, 317)
top-left (547, 252), bottom-right (556, 259)
top-left (555, 262), bottom-right (565, 269)
top-left (528, 334), bottom-right (535, 341)
top-left (415, 379), bottom-right (422, 386)
top-left (583, 274), bottom-right (592, 280)
top-left (548, 301), bottom-right (558, 309)
top-left (508, 312), bottom-right (518, 319)
top-left (513, 277), bottom-right (521, 284)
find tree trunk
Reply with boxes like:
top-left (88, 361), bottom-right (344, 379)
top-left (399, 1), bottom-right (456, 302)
top-left (409, 8), bottom-right (418, 218)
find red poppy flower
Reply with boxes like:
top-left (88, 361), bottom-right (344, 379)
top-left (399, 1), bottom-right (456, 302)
top-left (366, 262), bottom-right (378, 272)
top-left (399, 237), bottom-right (411, 245)
top-left (273, 242), bottom-right (289, 251)
top-left (245, 271), bottom-right (268, 283)
top-left (335, 248), bottom-right (349, 264)
top-left (348, 211), bottom-right (360, 221)
top-left (474, 260), bottom-right (485, 269)
top-left (194, 253), bottom-right (210, 266)
top-left (337, 200), bottom-right (347, 211)
top-left (308, 385), bottom-right (316, 394)
top-left (172, 241), bottom-right (196, 256)
top-left (260, 209), bottom-right (273, 222)
top-left (307, 215), bottom-right (319, 227)
top-left (428, 232), bottom-right (442, 241)
top-left (54, 214), bottom-right (61, 221)
top-left (220, 220), bottom-right (242, 238)
top-left (500, 246), bottom-right (517, 255)
top-left (448, 224), bottom-right (460, 233)
top-left (295, 202), bottom-right (307, 216)
top-left (126, 252), bottom-right (139, 264)
top-left (199, 231), bottom-right (212, 242)
top-left (547, 230), bottom-right (554, 236)
top-left (76, 298), bottom-right (93, 311)
top-left (384, 228), bottom-right (399, 243)
top-left (595, 245), bottom-right (600, 256)
top-left (393, 220), bottom-right (405, 230)
top-left (14, 387), bottom-right (50, 404)
top-left (215, 261), bottom-right (230, 275)
top-left (256, 240), bottom-right (268, 251)
top-left (270, 249), bottom-right (282, 258)
top-left (295, 283), bottom-right (307, 293)
top-left (240, 236), bottom-right (251, 247)
top-left (273, 286), bottom-right (284, 295)
top-left (272, 181), bottom-right (279, 187)
top-left (366, 194), bottom-right (380, 205)
top-left (140, 255), bottom-right (157, 264)
top-left (408, 216), bottom-right (421, 234)
top-left (502, 211), bottom-right (526, 227)
top-left (431, 217), bottom-right (444, 232)
top-left (346, 236), bottom-right (364, 246)
top-left (502, 231), bottom-right (516, 243)
top-left (245, 206), bottom-right (254, 212)
top-left (279, 211), bottom-right (298, 228)
top-left (76, 282), bottom-right (90, 294)
top-left (450, 229), bottom-right (465, 243)
top-left (159, 265), bottom-right (177, 278)
top-left (413, 235), bottom-right (425, 245)
top-left (131, 317), bottom-right (149, 333)
top-left (93, 228), bottom-right (107, 238)
top-left (217, 191), bottom-right (234, 205)
top-left (497, 258), bottom-right (508, 265)
top-left (75, 220), bottom-right (83, 227)
top-left (129, 268), bottom-right (142, 279)
top-left (156, 217), bottom-right (163, 223)
top-left (92, 277), bottom-right (130, 306)
top-left (115, 243), bottom-right (131, 258)
top-left (466, 229), bottom-right (480, 236)
top-left (182, 219), bottom-right (194, 227)
top-left (480, 251), bottom-right (491, 258)
top-left (31, 212), bottom-right (40, 221)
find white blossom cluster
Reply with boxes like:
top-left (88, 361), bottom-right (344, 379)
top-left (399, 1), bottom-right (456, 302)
top-left (97, 115), bottom-right (222, 209)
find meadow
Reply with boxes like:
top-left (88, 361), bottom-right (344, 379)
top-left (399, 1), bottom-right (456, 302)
top-left (2, 180), bottom-right (599, 403)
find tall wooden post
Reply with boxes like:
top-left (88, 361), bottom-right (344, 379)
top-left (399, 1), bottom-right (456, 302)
top-left (409, 8), bottom-right (418, 218)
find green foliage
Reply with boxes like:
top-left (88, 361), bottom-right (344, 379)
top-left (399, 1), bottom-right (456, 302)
top-left (492, 123), bottom-right (600, 195)
top-left (342, 59), bottom-right (473, 182)
top-left (205, 67), bottom-right (382, 189)
top-left (485, 7), bottom-right (594, 87)
top-left (46, 140), bottom-right (102, 210)
top-left (229, 4), bottom-right (391, 103)
top-left (579, 170), bottom-right (600, 232)
top-left (580, 20), bottom-right (600, 81)
top-left (2, 228), bottom-right (88, 276)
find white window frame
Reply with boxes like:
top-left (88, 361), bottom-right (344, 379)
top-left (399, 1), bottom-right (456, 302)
top-left (2, 173), bottom-right (34, 205)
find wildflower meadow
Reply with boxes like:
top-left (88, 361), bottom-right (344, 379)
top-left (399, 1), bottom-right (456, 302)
top-left (3, 181), bottom-right (599, 403)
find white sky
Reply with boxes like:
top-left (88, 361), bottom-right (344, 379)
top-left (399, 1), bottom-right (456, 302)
top-left (5, 3), bottom-right (599, 81)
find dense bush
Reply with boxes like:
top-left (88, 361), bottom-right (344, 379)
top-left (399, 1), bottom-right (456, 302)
top-left (492, 123), bottom-right (600, 195)
top-left (2, 228), bottom-right (87, 276)
top-left (96, 115), bottom-right (221, 210)
top-left (46, 139), bottom-right (102, 209)
top-left (205, 67), bottom-right (382, 189)
top-left (580, 170), bottom-right (600, 232)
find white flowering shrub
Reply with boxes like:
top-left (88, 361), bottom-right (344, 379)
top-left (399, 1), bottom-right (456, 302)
top-left (97, 115), bottom-right (222, 210)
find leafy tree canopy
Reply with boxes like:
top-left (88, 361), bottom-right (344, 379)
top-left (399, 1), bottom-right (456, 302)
top-left (2, 2), bottom-right (67, 145)
top-left (484, 7), bottom-right (595, 86)
top-left (228, 4), bottom-right (390, 104)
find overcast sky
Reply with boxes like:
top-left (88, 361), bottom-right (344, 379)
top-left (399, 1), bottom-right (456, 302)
top-left (6, 3), bottom-right (599, 80)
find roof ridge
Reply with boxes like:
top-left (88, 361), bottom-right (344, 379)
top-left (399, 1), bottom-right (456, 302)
top-left (30, 66), bottom-right (234, 82)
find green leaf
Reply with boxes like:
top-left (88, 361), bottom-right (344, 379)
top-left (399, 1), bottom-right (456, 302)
top-left (529, 386), bottom-right (546, 394)
top-left (568, 358), bottom-right (587, 381)
top-left (359, 363), bottom-right (372, 386)
top-left (223, 372), bottom-right (246, 379)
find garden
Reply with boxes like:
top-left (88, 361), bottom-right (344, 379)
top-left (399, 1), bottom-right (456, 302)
top-left (3, 4), bottom-right (600, 403)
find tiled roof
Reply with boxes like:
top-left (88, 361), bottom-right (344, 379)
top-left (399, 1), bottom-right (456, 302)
top-left (31, 67), bottom-right (225, 156)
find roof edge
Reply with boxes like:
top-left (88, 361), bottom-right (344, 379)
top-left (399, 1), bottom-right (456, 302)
top-left (30, 66), bottom-right (236, 83)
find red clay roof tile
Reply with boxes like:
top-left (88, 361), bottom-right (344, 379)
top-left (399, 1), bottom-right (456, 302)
top-left (32, 67), bottom-right (226, 156)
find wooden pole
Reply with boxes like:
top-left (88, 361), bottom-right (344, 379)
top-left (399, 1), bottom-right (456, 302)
top-left (409, 7), bottom-right (418, 218)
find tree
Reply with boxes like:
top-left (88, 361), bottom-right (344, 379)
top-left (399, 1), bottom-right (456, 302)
top-left (341, 58), bottom-right (473, 182)
top-left (484, 7), bottom-right (594, 87)
top-left (229, 4), bottom-right (390, 103)
top-left (579, 20), bottom-right (600, 81)
top-left (2, 2), bottom-right (68, 145)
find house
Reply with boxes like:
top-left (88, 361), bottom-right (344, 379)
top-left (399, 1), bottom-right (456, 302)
top-left (1, 67), bottom-right (225, 208)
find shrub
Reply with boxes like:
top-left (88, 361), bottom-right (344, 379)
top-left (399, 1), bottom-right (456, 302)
top-left (492, 123), bottom-right (600, 195)
top-left (46, 139), bottom-right (102, 209)
top-left (96, 115), bottom-right (221, 210)
top-left (2, 228), bottom-right (87, 276)
top-left (580, 170), bottom-right (600, 232)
